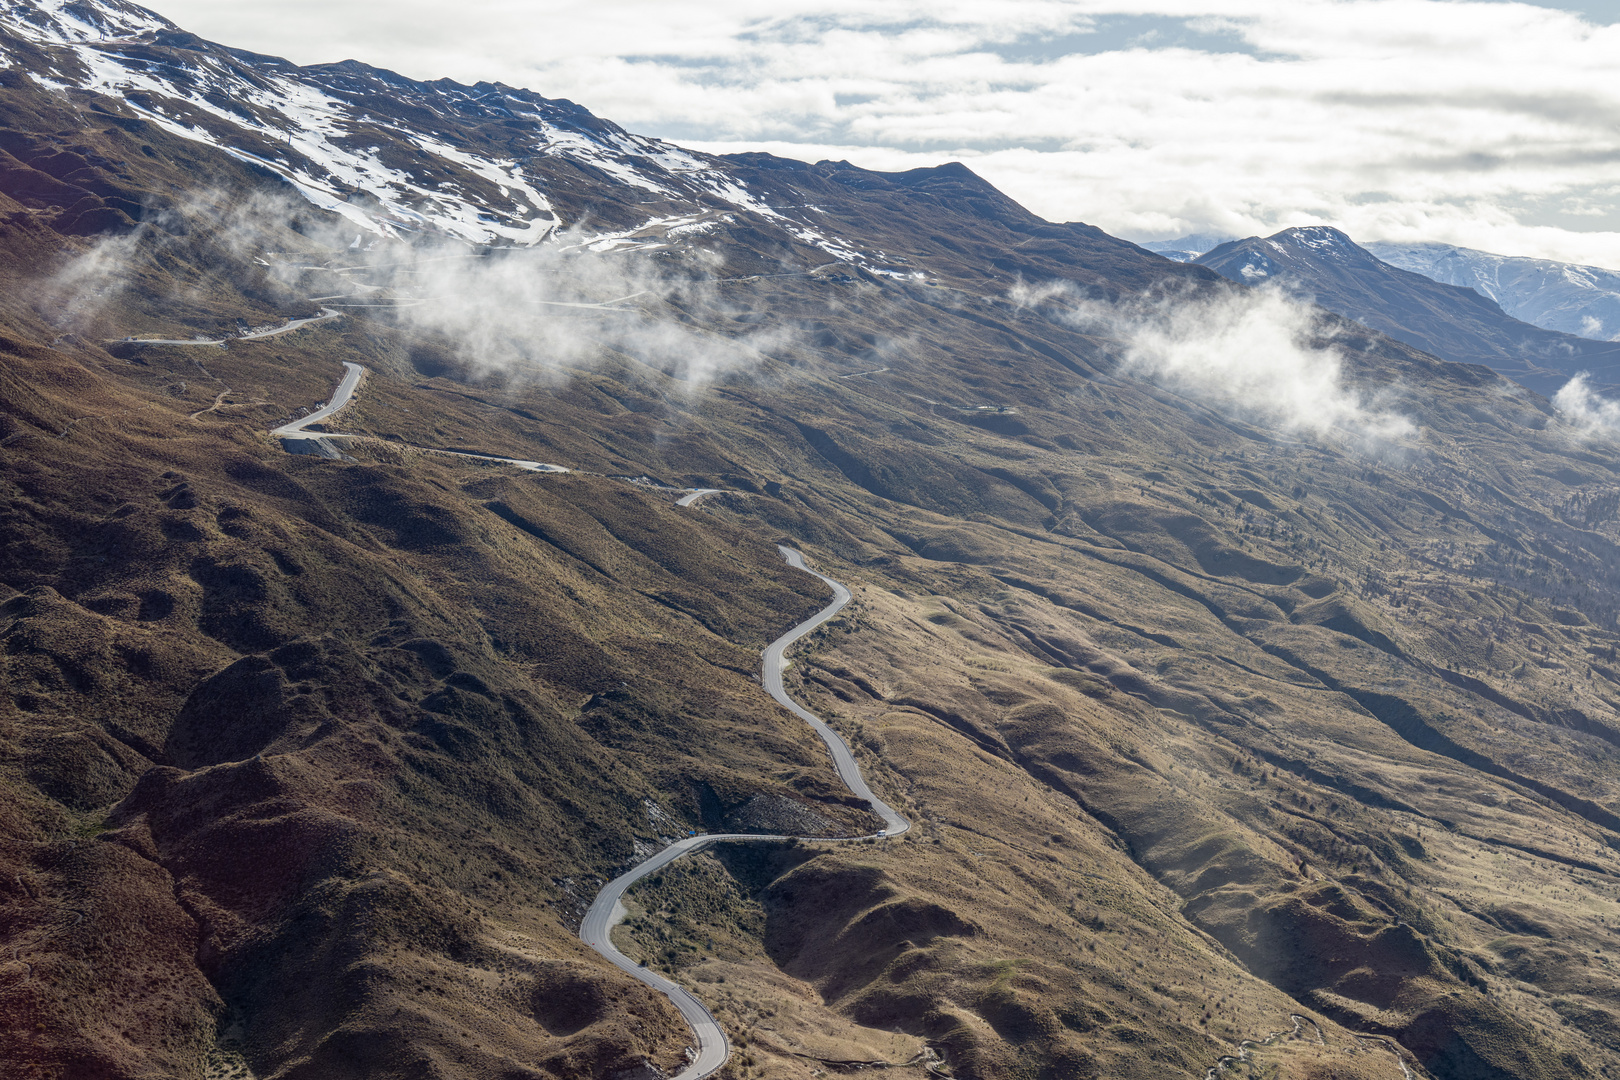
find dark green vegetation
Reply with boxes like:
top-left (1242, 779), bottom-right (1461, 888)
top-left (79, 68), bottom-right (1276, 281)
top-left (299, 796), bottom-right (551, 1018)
top-left (6, 7), bottom-right (1620, 1080)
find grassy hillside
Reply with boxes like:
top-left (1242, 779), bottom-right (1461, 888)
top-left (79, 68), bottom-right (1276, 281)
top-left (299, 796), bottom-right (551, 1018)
top-left (5, 33), bottom-right (1620, 1080)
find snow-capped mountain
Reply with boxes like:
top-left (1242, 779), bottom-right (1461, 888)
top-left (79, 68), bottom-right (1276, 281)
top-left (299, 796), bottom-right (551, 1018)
top-left (0, 0), bottom-right (885, 264)
top-left (1196, 226), bottom-right (1620, 396)
top-left (1365, 241), bottom-right (1620, 343)
top-left (1138, 233), bottom-right (1233, 262)
top-left (0, 0), bottom-right (1197, 304)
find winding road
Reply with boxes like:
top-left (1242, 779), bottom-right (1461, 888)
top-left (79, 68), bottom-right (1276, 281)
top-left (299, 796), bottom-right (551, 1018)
top-left (1205, 1015), bottom-right (1322, 1080)
top-left (763, 547), bottom-right (908, 836)
top-left (263, 365), bottom-right (900, 1080)
top-left (262, 358), bottom-right (906, 1078)
top-left (108, 307), bottom-right (343, 347)
top-left (268, 361), bottom-right (571, 471)
top-left (1202, 1015), bottom-right (1411, 1080)
top-left (271, 360), bottom-right (365, 437)
top-left (269, 360), bottom-right (366, 460)
top-left (246, 334), bottom-right (1416, 1080)
top-left (579, 832), bottom-right (786, 1080)
top-left (577, 545), bottom-right (909, 1080)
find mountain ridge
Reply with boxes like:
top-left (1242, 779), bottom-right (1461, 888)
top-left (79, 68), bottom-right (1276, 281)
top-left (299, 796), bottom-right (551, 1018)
top-left (1196, 225), bottom-right (1620, 397)
top-left (1366, 240), bottom-right (1620, 343)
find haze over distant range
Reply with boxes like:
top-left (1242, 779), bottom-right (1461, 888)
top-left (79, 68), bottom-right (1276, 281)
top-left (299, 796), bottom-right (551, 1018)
top-left (153, 0), bottom-right (1620, 270)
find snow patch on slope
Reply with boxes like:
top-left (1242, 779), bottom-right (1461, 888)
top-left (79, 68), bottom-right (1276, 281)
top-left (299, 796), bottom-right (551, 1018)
top-left (1, 0), bottom-right (885, 266)
top-left (1367, 241), bottom-right (1620, 342)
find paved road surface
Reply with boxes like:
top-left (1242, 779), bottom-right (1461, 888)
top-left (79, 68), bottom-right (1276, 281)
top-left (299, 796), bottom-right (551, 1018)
top-left (764, 547), bottom-right (910, 836)
top-left (110, 308), bottom-right (341, 347)
top-left (579, 832), bottom-right (788, 1080)
top-left (532, 290), bottom-right (648, 310)
top-left (272, 363), bottom-right (572, 472)
top-left (675, 488), bottom-right (721, 506)
top-left (417, 447), bottom-right (569, 473)
top-left (577, 547), bottom-right (908, 1079)
top-left (112, 335), bottom-right (226, 346)
top-left (271, 361), bottom-right (365, 436)
top-left (240, 308), bottom-right (343, 340)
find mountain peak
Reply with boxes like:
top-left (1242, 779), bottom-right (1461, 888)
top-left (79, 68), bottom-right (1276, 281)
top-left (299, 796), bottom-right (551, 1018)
top-left (1277, 224), bottom-right (1356, 250)
top-left (1255, 226), bottom-right (1384, 269)
top-left (1197, 226), bottom-right (1620, 395)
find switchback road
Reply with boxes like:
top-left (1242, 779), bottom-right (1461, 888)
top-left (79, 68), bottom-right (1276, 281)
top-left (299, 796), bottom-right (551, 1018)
top-left (579, 831), bottom-right (788, 1080)
top-left (109, 308), bottom-right (342, 347)
top-left (271, 360), bottom-right (901, 1079)
top-left (270, 364), bottom-right (570, 471)
top-left (764, 546), bottom-right (908, 836)
top-left (577, 546), bottom-right (908, 1079)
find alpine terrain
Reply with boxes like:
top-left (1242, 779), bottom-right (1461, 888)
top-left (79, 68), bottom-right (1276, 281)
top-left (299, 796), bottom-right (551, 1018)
top-left (1196, 227), bottom-right (1620, 398)
top-left (9, 4), bottom-right (1620, 1080)
top-left (1364, 242), bottom-right (1620, 344)
top-left (1140, 234), bottom-right (1234, 263)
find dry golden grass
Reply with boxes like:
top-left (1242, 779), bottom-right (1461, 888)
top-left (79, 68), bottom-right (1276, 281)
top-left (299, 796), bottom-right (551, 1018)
top-left (8, 63), bottom-right (1620, 1079)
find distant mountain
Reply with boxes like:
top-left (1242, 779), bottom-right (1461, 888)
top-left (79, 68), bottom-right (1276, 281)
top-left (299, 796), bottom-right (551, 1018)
top-left (1139, 232), bottom-right (1233, 261)
top-left (1366, 241), bottom-right (1620, 342)
top-left (0, 0), bottom-right (1197, 294)
top-left (1197, 226), bottom-right (1620, 396)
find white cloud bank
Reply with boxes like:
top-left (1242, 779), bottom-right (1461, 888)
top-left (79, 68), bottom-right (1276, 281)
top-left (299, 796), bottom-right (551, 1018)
top-left (1015, 279), bottom-right (1414, 443)
top-left (152, 0), bottom-right (1620, 268)
top-left (46, 191), bottom-right (782, 390)
top-left (1552, 373), bottom-right (1620, 438)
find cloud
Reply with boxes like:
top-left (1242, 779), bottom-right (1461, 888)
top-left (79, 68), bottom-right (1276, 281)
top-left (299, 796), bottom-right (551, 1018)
top-left (373, 240), bottom-right (781, 389)
top-left (1552, 372), bottom-right (1620, 438)
top-left (38, 228), bottom-right (148, 328)
top-left (269, 200), bottom-right (789, 390)
top-left (37, 185), bottom-right (786, 393)
top-left (33, 189), bottom-right (237, 327)
top-left (148, 0), bottom-right (1620, 268)
top-left (1015, 277), bottom-right (1414, 444)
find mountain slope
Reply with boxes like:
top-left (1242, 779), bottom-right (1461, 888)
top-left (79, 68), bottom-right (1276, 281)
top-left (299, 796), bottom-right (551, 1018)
top-left (1367, 241), bottom-right (1620, 343)
top-left (7, 5), bottom-right (1620, 1080)
top-left (1197, 227), bottom-right (1620, 397)
top-left (0, 0), bottom-right (1210, 295)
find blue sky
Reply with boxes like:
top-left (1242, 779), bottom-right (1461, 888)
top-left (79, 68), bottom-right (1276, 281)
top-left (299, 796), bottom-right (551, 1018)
top-left (155, 0), bottom-right (1620, 266)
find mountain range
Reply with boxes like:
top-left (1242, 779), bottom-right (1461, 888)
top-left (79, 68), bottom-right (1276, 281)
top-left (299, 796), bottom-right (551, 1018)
top-left (1139, 234), bottom-right (1235, 263)
top-left (1195, 226), bottom-right (1620, 397)
top-left (7, 4), bottom-right (1620, 1080)
top-left (1146, 231), bottom-right (1620, 348)
top-left (1365, 242), bottom-right (1620, 344)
